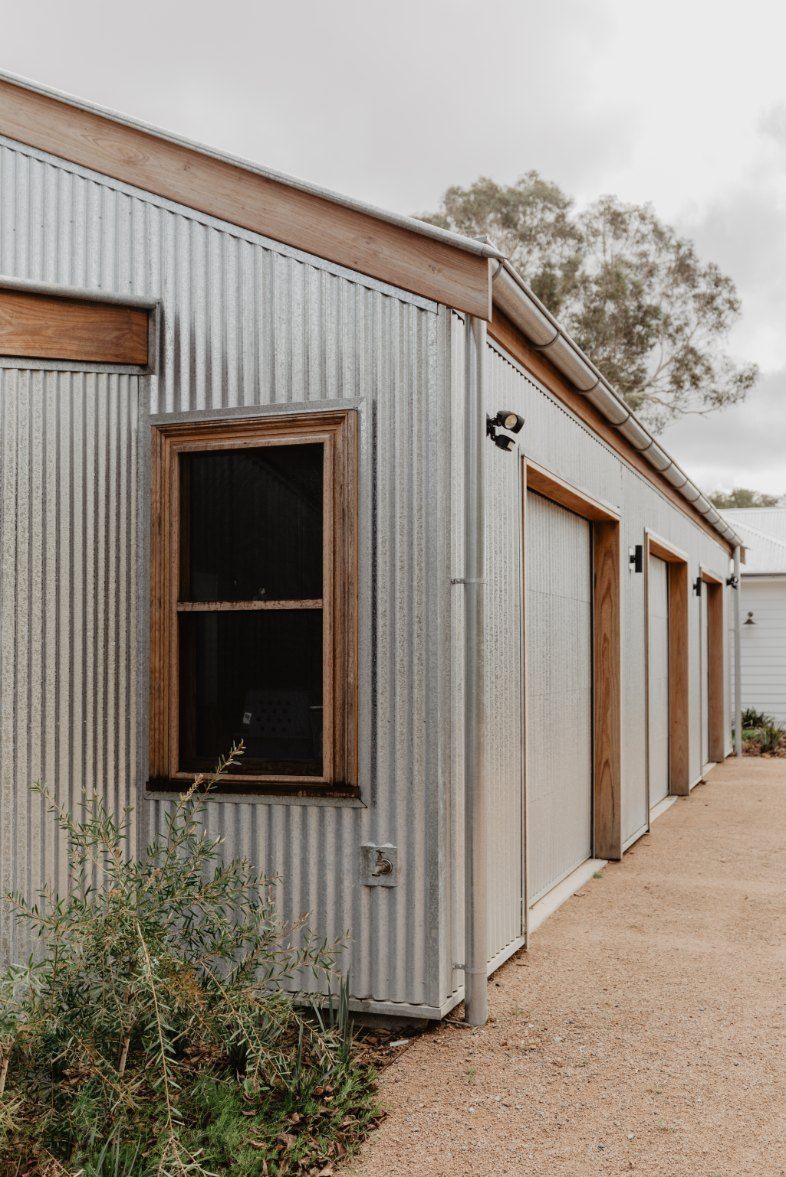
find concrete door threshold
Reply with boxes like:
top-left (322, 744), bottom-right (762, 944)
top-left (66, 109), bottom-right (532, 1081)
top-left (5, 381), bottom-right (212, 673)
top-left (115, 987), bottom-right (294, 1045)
top-left (529, 857), bottom-right (607, 935)
top-left (650, 795), bottom-right (678, 823)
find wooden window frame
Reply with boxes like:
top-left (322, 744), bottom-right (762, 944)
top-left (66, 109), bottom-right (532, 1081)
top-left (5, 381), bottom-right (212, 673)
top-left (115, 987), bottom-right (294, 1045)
top-left (523, 461), bottom-right (622, 862)
top-left (148, 410), bottom-right (358, 797)
top-left (644, 533), bottom-right (690, 799)
top-left (699, 567), bottom-right (726, 766)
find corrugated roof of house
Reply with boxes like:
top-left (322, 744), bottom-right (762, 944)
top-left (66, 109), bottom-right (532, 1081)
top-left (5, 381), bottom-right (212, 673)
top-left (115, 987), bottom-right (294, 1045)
top-left (723, 509), bottom-right (786, 574)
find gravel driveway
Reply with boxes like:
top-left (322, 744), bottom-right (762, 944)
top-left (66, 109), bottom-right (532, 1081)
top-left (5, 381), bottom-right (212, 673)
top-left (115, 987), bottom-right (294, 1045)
top-left (350, 758), bottom-right (786, 1176)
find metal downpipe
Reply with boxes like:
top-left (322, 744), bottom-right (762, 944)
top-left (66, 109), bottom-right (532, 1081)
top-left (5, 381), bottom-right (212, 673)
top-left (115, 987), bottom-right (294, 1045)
top-left (463, 314), bottom-right (488, 1027)
top-left (733, 547), bottom-right (743, 757)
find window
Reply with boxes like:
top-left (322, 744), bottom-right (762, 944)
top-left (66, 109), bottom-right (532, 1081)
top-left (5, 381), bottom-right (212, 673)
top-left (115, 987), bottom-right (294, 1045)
top-left (149, 411), bottom-right (358, 794)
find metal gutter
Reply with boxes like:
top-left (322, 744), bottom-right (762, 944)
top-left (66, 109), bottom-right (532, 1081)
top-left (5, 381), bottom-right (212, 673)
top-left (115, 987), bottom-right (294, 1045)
top-left (0, 69), bottom-right (503, 265)
top-left (492, 261), bottom-right (745, 551)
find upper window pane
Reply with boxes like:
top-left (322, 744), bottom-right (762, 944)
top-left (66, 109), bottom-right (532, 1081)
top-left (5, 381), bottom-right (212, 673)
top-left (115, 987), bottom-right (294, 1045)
top-left (182, 443), bottom-right (323, 602)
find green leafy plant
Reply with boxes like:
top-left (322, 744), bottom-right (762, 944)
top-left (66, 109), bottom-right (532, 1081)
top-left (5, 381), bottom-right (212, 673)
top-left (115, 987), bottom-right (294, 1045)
top-left (741, 706), bottom-right (773, 728)
top-left (0, 745), bottom-right (379, 1175)
top-left (742, 720), bottom-right (786, 757)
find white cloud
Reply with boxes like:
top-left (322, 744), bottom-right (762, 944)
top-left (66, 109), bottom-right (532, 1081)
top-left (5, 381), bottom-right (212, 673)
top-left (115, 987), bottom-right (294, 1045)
top-left (1, 0), bottom-right (785, 494)
top-left (661, 369), bottom-right (786, 497)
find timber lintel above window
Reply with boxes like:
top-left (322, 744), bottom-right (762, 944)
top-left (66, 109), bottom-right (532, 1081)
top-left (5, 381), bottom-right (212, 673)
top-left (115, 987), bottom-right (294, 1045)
top-left (148, 410), bottom-right (358, 797)
top-left (0, 282), bottom-right (152, 366)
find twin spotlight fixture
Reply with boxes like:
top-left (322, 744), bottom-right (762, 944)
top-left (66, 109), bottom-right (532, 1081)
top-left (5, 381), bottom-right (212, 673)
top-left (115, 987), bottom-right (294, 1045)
top-left (486, 409), bottom-right (525, 452)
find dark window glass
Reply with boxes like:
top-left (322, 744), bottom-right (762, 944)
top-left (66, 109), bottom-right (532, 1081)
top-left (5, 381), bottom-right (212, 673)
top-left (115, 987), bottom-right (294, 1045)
top-left (182, 443), bottom-right (323, 602)
top-left (179, 611), bottom-right (323, 776)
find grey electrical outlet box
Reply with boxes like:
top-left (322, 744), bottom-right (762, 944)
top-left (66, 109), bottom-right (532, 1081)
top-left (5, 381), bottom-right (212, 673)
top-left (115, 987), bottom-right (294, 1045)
top-left (360, 843), bottom-right (398, 887)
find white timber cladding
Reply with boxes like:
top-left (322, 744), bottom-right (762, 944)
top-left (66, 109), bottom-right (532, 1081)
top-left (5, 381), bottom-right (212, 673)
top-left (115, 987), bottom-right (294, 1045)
top-left (648, 556), bottom-right (670, 808)
top-left (0, 134), bottom-right (456, 1017)
top-left (525, 492), bottom-right (593, 902)
top-left (739, 578), bottom-right (786, 722)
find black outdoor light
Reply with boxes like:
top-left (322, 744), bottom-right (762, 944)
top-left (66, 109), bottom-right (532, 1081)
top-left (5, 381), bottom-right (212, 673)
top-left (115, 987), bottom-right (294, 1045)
top-left (492, 409), bottom-right (525, 434)
top-left (629, 545), bottom-right (643, 573)
top-left (694, 576), bottom-right (703, 596)
top-left (726, 574), bottom-right (739, 589)
top-left (487, 409), bottom-right (525, 452)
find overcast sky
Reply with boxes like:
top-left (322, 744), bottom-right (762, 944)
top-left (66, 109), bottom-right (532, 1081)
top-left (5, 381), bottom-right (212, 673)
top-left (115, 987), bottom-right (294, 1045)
top-left (4, 0), bottom-right (785, 496)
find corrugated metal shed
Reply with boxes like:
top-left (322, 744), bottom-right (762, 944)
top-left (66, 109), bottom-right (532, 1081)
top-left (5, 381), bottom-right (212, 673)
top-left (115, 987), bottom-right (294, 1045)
top-left (0, 82), bottom-right (739, 1021)
top-left (0, 131), bottom-right (460, 1017)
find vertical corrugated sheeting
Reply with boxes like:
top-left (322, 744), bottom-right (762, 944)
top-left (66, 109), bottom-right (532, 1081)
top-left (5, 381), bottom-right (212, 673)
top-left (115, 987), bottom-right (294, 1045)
top-left (0, 368), bottom-right (140, 961)
top-left (479, 340), bottom-right (732, 963)
top-left (0, 135), bottom-right (455, 1014)
top-left (481, 350), bottom-right (525, 962)
top-left (0, 131), bottom-right (737, 1011)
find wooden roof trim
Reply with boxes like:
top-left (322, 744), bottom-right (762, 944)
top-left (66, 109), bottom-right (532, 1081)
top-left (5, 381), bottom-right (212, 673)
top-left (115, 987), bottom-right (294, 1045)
top-left (525, 460), bottom-right (620, 523)
top-left (489, 309), bottom-right (734, 554)
top-left (0, 77), bottom-right (491, 319)
top-left (646, 531), bottom-right (689, 565)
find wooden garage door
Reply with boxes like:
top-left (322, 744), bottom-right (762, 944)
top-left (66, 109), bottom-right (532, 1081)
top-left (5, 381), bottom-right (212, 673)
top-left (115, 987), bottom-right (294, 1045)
top-left (526, 492), bottom-right (593, 903)
top-left (648, 555), bottom-right (670, 807)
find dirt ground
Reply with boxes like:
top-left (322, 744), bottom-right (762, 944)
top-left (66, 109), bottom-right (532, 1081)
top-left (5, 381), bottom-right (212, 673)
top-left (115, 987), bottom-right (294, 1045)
top-left (350, 758), bottom-right (786, 1176)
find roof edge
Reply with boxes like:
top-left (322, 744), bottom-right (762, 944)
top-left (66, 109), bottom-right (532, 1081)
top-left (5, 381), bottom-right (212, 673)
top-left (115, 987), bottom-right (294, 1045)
top-left (0, 68), bottom-right (501, 264)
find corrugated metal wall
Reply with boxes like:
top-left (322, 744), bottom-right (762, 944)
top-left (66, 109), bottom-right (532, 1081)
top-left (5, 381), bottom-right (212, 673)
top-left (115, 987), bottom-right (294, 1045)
top-left (473, 340), bottom-right (733, 965)
top-left (0, 135), bottom-right (456, 1015)
top-left (0, 367), bottom-right (141, 962)
top-left (0, 130), bottom-right (736, 1012)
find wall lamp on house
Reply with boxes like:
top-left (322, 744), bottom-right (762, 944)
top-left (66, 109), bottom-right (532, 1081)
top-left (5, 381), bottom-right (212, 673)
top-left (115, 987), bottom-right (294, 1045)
top-left (629, 545), bottom-right (643, 573)
top-left (694, 576), bottom-right (703, 596)
top-left (486, 410), bottom-right (524, 452)
top-left (726, 574), bottom-right (739, 589)
top-left (744, 611), bottom-right (756, 625)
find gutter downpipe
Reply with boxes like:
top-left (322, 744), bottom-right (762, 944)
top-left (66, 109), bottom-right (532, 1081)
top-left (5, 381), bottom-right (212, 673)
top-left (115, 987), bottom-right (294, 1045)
top-left (733, 546), bottom-right (743, 757)
top-left (463, 313), bottom-right (488, 1027)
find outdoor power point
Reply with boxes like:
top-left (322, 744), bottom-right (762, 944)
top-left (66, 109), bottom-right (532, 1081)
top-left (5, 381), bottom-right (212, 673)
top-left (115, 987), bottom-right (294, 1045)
top-left (360, 843), bottom-right (398, 887)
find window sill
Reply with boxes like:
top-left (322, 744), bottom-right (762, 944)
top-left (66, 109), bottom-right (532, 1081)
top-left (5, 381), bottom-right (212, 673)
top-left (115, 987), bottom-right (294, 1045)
top-left (144, 779), bottom-right (364, 807)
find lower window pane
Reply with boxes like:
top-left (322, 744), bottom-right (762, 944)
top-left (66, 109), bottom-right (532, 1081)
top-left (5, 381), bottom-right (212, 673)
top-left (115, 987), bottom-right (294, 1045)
top-left (179, 610), bottom-right (323, 778)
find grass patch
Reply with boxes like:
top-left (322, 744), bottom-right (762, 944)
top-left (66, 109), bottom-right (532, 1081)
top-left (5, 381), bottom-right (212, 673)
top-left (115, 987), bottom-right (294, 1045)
top-left (0, 745), bottom-right (380, 1174)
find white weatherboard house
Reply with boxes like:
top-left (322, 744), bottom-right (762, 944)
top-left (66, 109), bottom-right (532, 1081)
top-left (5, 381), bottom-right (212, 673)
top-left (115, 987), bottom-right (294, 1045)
top-left (0, 72), bottom-right (745, 1025)
top-left (722, 510), bottom-right (786, 723)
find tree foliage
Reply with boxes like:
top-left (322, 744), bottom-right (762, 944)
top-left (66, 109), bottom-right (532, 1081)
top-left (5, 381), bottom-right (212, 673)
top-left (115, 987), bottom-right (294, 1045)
top-left (423, 174), bottom-right (758, 432)
top-left (710, 487), bottom-right (782, 509)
